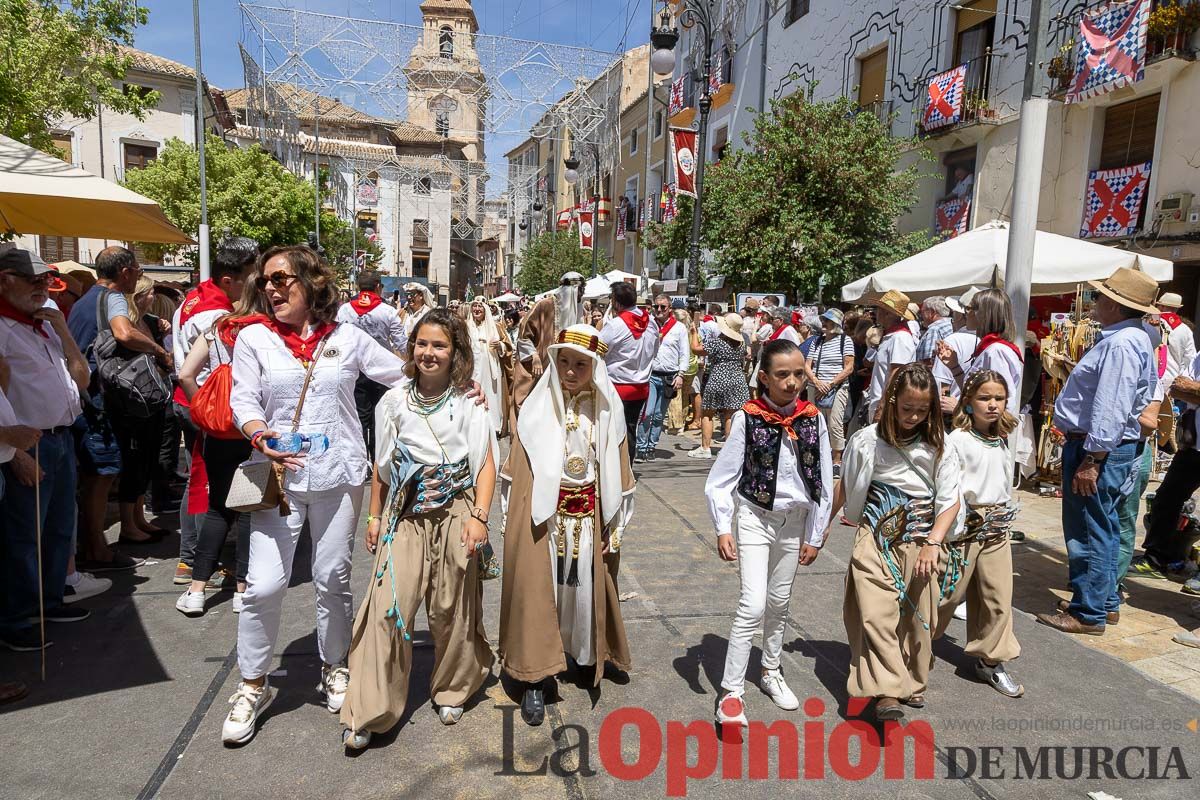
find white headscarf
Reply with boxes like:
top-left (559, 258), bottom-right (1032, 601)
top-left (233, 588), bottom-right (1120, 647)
top-left (403, 282), bottom-right (436, 310)
top-left (518, 323), bottom-right (625, 528)
top-left (553, 282), bottom-right (584, 333)
top-left (467, 299), bottom-right (504, 431)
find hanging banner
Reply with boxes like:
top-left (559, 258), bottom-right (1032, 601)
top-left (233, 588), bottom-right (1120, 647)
top-left (669, 75), bottom-right (686, 115)
top-left (934, 198), bottom-right (971, 239)
top-left (1067, 0), bottom-right (1149, 104)
top-left (616, 200), bottom-right (627, 241)
top-left (536, 175), bottom-right (547, 192)
top-left (709, 52), bottom-right (723, 93)
top-left (557, 208), bottom-right (573, 230)
top-left (1081, 160), bottom-right (1152, 237)
top-left (664, 184), bottom-right (678, 223)
top-left (356, 177), bottom-right (378, 206)
top-left (578, 210), bottom-right (594, 250)
top-left (671, 127), bottom-right (699, 198)
top-left (923, 64), bottom-right (967, 130)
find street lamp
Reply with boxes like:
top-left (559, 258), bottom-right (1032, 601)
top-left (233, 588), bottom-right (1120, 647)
top-left (564, 145), bottom-right (601, 278)
top-left (650, 0), bottom-right (716, 309)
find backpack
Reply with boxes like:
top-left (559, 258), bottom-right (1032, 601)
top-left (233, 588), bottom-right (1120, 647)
top-left (93, 289), bottom-right (172, 418)
top-left (189, 336), bottom-right (240, 439)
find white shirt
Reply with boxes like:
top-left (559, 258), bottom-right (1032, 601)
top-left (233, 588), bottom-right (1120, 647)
top-left (969, 341), bottom-right (1024, 415)
top-left (336, 301), bottom-right (406, 354)
top-left (402, 305), bottom-right (430, 341)
top-left (0, 319), bottom-right (81, 429)
top-left (230, 322), bottom-right (407, 492)
top-left (946, 429), bottom-right (1011, 507)
top-left (700, 318), bottom-right (721, 339)
top-left (935, 328), bottom-right (979, 397)
top-left (705, 399), bottom-right (833, 546)
top-left (651, 317), bottom-right (690, 374)
top-left (0, 386), bottom-right (17, 464)
top-left (373, 385), bottom-right (497, 481)
top-left (173, 306), bottom-right (226, 388)
top-left (841, 425), bottom-right (961, 526)
top-left (600, 310), bottom-right (661, 386)
top-left (1164, 321), bottom-right (1197, 390)
top-left (867, 329), bottom-right (917, 419)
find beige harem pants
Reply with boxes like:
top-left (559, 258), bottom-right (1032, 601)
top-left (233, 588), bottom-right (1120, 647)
top-left (934, 536), bottom-right (1020, 664)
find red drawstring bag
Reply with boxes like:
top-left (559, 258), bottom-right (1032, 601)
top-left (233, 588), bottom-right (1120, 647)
top-left (188, 363), bottom-right (241, 439)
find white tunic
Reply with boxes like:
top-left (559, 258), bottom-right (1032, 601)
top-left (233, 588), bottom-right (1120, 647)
top-left (945, 429), bottom-right (1012, 507)
top-left (230, 323), bottom-right (406, 492)
top-left (841, 425), bottom-right (961, 527)
top-left (373, 385), bottom-right (498, 482)
top-left (867, 330), bottom-right (917, 419)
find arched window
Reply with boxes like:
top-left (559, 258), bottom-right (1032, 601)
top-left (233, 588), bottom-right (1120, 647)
top-left (435, 112), bottom-right (449, 138)
top-left (439, 26), bottom-right (454, 59)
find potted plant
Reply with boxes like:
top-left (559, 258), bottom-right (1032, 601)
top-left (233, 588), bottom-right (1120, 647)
top-left (1148, 0), bottom-right (1200, 55)
top-left (963, 92), bottom-right (997, 121)
top-left (1047, 38), bottom-right (1076, 90)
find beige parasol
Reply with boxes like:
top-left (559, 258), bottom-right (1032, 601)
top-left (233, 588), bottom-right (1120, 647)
top-left (0, 133), bottom-right (192, 244)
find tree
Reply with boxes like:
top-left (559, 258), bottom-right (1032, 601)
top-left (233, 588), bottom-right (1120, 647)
top-left (124, 134), bottom-right (377, 280)
top-left (641, 195), bottom-right (693, 265)
top-left (514, 229), bottom-right (613, 295)
top-left (0, 0), bottom-right (159, 153)
top-left (701, 90), bottom-right (935, 302)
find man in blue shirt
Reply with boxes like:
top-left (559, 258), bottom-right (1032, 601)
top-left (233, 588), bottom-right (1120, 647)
top-left (1037, 267), bottom-right (1159, 635)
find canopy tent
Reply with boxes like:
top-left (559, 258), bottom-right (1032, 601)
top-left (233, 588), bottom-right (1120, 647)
top-left (842, 220), bottom-right (1173, 302)
top-left (583, 276), bottom-right (613, 300)
top-left (0, 133), bottom-right (192, 244)
top-left (604, 269), bottom-right (645, 292)
top-left (492, 292), bottom-right (520, 303)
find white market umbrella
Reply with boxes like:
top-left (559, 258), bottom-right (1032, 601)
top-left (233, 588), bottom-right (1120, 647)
top-left (0, 133), bottom-right (192, 244)
top-left (604, 269), bottom-right (644, 291)
top-left (583, 276), bottom-right (613, 300)
top-left (493, 292), bottom-right (520, 302)
top-left (842, 220), bottom-right (1173, 301)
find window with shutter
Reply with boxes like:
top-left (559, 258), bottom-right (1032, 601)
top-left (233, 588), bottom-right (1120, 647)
top-left (784, 0), bottom-right (810, 27)
top-left (1099, 94), bottom-right (1159, 170)
top-left (123, 142), bottom-right (157, 175)
top-left (41, 133), bottom-right (78, 262)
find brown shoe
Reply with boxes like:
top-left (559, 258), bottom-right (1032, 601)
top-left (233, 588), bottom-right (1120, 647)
top-left (1057, 599), bottom-right (1119, 625)
top-left (1036, 609), bottom-right (1105, 635)
top-left (875, 696), bottom-right (904, 720)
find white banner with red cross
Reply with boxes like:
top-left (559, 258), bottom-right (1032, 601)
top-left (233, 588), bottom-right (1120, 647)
top-left (935, 198), bottom-right (971, 239)
top-left (1067, 0), bottom-right (1149, 105)
top-left (669, 75), bottom-right (685, 115)
top-left (923, 64), bottom-right (967, 130)
top-left (671, 128), bottom-right (699, 198)
top-left (578, 210), bottom-right (594, 250)
top-left (1080, 160), bottom-right (1152, 237)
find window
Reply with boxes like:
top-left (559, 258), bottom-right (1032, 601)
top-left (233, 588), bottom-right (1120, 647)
top-left (942, 148), bottom-right (976, 201)
top-left (42, 134), bottom-right (77, 260)
top-left (122, 83), bottom-right (154, 100)
top-left (954, 0), bottom-right (996, 105)
top-left (682, 59), bottom-right (696, 108)
top-left (411, 254), bottom-right (430, 278)
top-left (721, 46), bottom-right (733, 85)
top-left (415, 176), bottom-right (432, 195)
top-left (630, 126), bottom-right (639, 156)
top-left (435, 112), bottom-right (449, 138)
top-left (784, 0), bottom-right (810, 27)
top-left (625, 176), bottom-right (640, 232)
top-left (654, 110), bottom-right (664, 139)
top-left (1100, 94), bottom-right (1160, 169)
top-left (439, 26), bottom-right (454, 59)
top-left (711, 126), bottom-right (729, 161)
top-left (413, 219), bottom-right (430, 245)
top-left (123, 142), bottom-right (157, 175)
top-left (857, 48), bottom-right (888, 108)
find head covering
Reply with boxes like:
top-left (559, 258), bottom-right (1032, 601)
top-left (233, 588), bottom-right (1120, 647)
top-left (946, 286), bottom-right (981, 315)
top-left (560, 271), bottom-right (585, 285)
top-left (518, 324), bottom-right (625, 528)
top-left (742, 297), bottom-right (761, 312)
top-left (821, 308), bottom-right (844, 329)
top-left (553, 282), bottom-right (584, 332)
top-left (869, 289), bottom-right (916, 321)
top-left (403, 282), bottom-right (435, 309)
top-left (717, 312), bottom-right (744, 340)
top-left (1158, 292), bottom-right (1184, 309)
top-left (0, 248), bottom-right (55, 277)
top-left (1089, 267), bottom-right (1159, 315)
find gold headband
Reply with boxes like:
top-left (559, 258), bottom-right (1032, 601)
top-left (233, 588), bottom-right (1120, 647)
top-left (556, 329), bottom-right (608, 356)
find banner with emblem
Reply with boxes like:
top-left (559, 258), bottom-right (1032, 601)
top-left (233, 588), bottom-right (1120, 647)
top-left (934, 198), bottom-right (971, 239)
top-left (671, 127), bottom-right (699, 198)
top-left (356, 177), bottom-right (378, 206)
top-left (923, 64), bottom-right (967, 131)
top-left (1066, 0), bottom-right (1149, 105)
top-left (1080, 160), bottom-right (1151, 238)
top-left (578, 210), bottom-right (594, 250)
top-left (669, 75), bottom-right (685, 115)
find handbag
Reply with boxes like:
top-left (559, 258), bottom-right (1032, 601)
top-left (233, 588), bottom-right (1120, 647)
top-left (227, 335), bottom-right (329, 515)
top-left (189, 336), bottom-right (242, 439)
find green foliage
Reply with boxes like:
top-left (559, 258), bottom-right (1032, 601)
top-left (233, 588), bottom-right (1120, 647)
top-left (0, 0), bottom-right (158, 153)
top-left (514, 229), bottom-right (613, 295)
top-left (701, 91), bottom-right (936, 302)
top-left (642, 195), bottom-right (693, 264)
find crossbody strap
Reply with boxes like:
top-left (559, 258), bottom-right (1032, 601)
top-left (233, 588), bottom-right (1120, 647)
top-left (289, 334), bottom-right (329, 434)
top-left (895, 443), bottom-right (936, 497)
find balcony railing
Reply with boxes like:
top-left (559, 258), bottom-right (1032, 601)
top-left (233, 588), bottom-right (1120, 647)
top-left (915, 49), bottom-right (998, 137)
top-left (855, 99), bottom-right (893, 127)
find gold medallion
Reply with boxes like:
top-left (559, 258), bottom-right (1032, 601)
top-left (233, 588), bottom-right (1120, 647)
top-left (565, 455), bottom-right (587, 477)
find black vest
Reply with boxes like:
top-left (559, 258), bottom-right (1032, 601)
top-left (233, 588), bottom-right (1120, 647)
top-left (736, 409), bottom-right (824, 510)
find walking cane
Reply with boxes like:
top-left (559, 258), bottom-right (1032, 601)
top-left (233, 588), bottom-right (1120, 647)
top-left (34, 442), bottom-right (45, 681)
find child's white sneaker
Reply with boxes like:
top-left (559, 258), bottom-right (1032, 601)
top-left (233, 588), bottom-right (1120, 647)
top-left (760, 668), bottom-right (799, 711)
top-left (715, 690), bottom-right (749, 727)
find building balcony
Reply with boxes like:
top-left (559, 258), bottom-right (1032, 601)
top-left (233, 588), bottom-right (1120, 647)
top-left (914, 50), bottom-right (1001, 139)
top-left (856, 99), bottom-right (893, 128)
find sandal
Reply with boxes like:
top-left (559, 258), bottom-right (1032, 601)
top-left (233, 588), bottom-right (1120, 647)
top-left (902, 694), bottom-right (925, 708)
top-left (0, 681), bottom-right (28, 704)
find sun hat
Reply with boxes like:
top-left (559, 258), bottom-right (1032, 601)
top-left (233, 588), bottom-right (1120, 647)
top-left (717, 312), bottom-right (744, 340)
top-left (1158, 292), bottom-right (1183, 309)
top-left (869, 289), bottom-right (916, 321)
top-left (1088, 267), bottom-right (1159, 315)
top-left (821, 308), bottom-right (845, 328)
top-left (946, 286), bottom-right (981, 315)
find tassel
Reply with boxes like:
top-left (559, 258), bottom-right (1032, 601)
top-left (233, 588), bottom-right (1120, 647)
top-left (566, 519), bottom-right (582, 587)
top-left (556, 550), bottom-right (566, 585)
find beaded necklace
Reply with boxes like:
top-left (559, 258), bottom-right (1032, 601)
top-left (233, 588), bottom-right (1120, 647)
top-left (968, 427), bottom-right (1004, 447)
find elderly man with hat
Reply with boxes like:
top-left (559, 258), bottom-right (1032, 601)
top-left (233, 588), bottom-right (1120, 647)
top-left (1156, 292), bottom-right (1196, 396)
top-left (865, 290), bottom-right (918, 422)
top-left (1037, 267), bottom-right (1159, 636)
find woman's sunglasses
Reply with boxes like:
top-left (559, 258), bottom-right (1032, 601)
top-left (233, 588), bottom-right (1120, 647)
top-left (254, 271), bottom-right (298, 291)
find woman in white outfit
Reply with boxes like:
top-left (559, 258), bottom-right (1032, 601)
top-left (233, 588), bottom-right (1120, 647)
top-left (467, 298), bottom-right (510, 435)
top-left (223, 245), bottom-right (406, 746)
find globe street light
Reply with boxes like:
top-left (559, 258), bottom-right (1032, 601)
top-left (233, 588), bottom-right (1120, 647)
top-left (650, 9), bottom-right (679, 77)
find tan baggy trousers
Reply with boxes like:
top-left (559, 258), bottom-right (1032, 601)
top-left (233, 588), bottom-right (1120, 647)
top-left (341, 495), bottom-right (494, 735)
top-left (934, 536), bottom-right (1021, 663)
top-left (843, 524), bottom-right (938, 700)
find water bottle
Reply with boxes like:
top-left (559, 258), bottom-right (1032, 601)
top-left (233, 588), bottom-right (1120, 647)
top-left (266, 432), bottom-right (330, 455)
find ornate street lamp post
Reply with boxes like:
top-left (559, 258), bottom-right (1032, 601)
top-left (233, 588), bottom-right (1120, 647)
top-left (564, 144), bottom-right (601, 278)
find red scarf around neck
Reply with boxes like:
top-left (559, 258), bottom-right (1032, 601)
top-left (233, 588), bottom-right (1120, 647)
top-left (769, 323), bottom-right (789, 341)
top-left (885, 323), bottom-right (913, 337)
top-left (217, 313), bottom-right (270, 349)
top-left (350, 291), bottom-right (383, 316)
top-left (702, 314), bottom-right (714, 323)
top-left (263, 318), bottom-right (336, 362)
top-left (619, 308), bottom-right (651, 339)
top-left (179, 279), bottom-right (234, 327)
top-left (1162, 312), bottom-right (1183, 330)
top-left (0, 295), bottom-right (48, 338)
top-left (743, 397), bottom-right (818, 440)
top-left (660, 316), bottom-right (678, 337)
top-left (972, 333), bottom-right (1024, 362)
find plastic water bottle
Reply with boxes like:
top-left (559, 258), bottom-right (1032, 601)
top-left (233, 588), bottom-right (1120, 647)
top-left (266, 432), bottom-right (330, 455)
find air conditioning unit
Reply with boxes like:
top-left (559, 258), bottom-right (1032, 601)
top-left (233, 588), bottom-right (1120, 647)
top-left (1156, 191), bottom-right (1195, 234)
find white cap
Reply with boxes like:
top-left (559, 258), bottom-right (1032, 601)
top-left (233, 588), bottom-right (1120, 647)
top-left (946, 286), bottom-right (981, 315)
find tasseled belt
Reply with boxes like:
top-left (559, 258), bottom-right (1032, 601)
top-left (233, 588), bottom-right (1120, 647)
top-left (862, 481), bottom-right (936, 629)
top-left (941, 502), bottom-right (1018, 599)
top-left (555, 483), bottom-right (596, 587)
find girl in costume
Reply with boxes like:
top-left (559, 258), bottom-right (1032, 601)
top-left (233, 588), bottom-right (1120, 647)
top-left (340, 309), bottom-right (498, 750)
top-left (935, 370), bottom-right (1023, 697)
top-left (706, 339), bottom-right (833, 726)
top-left (830, 363), bottom-right (961, 720)
top-left (467, 298), bottom-right (510, 436)
top-left (499, 324), bottom-right (636, 727)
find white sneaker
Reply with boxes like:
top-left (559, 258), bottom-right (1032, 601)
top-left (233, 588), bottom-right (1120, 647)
top-left (343, 728), bottom-right (372, 750)
top-left (232, 592), bottom-right (245, 614)
top-left (63, 572), bottom-right (112, 604)
top-left (438, 706), bottom-right (464, 725)
top-left (222, 680), bottom-right (274, 745)
top-left (760, 668), bottom-right (799, 711)
top-left (319, 663), bottom-right (350, 713)
top-left (686, 447), bottom-right (713, 460)
top-left (953, 603), bottom-right (968, 621)
top-left (716, 690), bottom-right (748, 727)
top-left (175, 590), bottom-right (206, 617)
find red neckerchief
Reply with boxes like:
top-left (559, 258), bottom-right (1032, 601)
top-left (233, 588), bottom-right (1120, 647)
top-left (263, 318), bottom-right (336, 362)
top-left (619, 308), bottom-right (651, 339)
top-left (1162, 312), bottom-right (1183, 330)
top-left (885, 323), bottom-right (912, 337)
top-left (179, 279), bottom-right (234, 327)
top-left (742, 397), bottom-right (818, 440)
top-left (703, 315), bottom-right (714, 323)
top-left (0, 295), bottom-right (47, 338)
top-left (350, 291), bottom-right (383, 316)
top-left (660, 316), bottom-right (677, 337)
top-left (972, 333), bottom-right (1025, 363)
top-left (217, 313), bottom-right (270, 349)
top-left (769, 324), bottom-right (788, 341)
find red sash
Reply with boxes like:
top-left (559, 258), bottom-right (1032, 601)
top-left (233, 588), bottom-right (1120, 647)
top-left (619, 308), bottom-right (651, 339)
top-left (262, 319), bottom-right (336, 362)
top-left (768, 324), bottom-right (788, 341)
top-left (350, 291), bottom-right (382, 316)
top-left (742, 397), bottom-right (818, 440)
top-left (972, 333), bottom-right (1024, 363)
top-left (885, 323), bottom-right (912, 337)
top-left (613, 382), bottom-right (650, 402)
top-left (0, 295), bottom-right (47, 338)
top-left (660, 317), bottom-right (677, 337)
top-left (1162, 312), bottom-right (1183, 330)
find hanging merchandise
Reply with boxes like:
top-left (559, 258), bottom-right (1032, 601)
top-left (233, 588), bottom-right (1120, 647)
top-left (671, 128), bottom-right (699, 198)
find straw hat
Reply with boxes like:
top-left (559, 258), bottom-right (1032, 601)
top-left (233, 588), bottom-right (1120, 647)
top-left (717, 312), bottom-right (744, 340)
top-left (1158, 292), bottom-right (1184, 309)
top-left (869, 289), bottom-right (916, 321)
top-left (1088, 267), bottom-right (1159, 315)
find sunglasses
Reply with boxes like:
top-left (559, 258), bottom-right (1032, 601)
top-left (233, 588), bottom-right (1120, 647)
top-left (654, 304), bottom-right (670, 311)
top-left (4, 271), bottom-right (54, 286)
top-left (254, 271), bottom-right (298, 291)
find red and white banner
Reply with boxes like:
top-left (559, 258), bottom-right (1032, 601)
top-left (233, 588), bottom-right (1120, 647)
top-left (709, 52), bottom-right (723, 93)
top-left (615, 201), bottom-right (627, 241)
top-left (923, 64), bottom-right (966, 130)
top-left (671, 127), bottom-right (699, 198)
top-left (935, 198), bottom-right (971, 239)
top-left (1067, 0), bottom-right (1149, 105)
top-left (557, 208), bottom-right (573, 230)
top-left (669, 75), bottom-right (685, 115)
top-left (1080, 160), bottom-right (1152, 237)
top-left (578, 210), bottom-right (594, 250)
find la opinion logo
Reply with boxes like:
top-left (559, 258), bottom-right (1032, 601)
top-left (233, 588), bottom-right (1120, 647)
top-left (678, 147), bottom-right (695, 176)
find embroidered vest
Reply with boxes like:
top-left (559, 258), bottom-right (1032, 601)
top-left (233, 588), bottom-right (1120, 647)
top-left (736, 412), bottom-right (823, 510)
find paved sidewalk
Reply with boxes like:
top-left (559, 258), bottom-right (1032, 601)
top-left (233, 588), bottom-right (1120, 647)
top-left (1, 433), bottom-right (1198, 800)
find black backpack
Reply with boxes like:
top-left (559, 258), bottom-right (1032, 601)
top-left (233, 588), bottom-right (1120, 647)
top-left (92, 289), bottom-right (171, 418)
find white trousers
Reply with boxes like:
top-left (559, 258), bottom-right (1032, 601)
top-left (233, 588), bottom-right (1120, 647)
top-left (237, 483), bottom-right (365, 679)
top-left (721, 502), bottom-right (805, 694)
